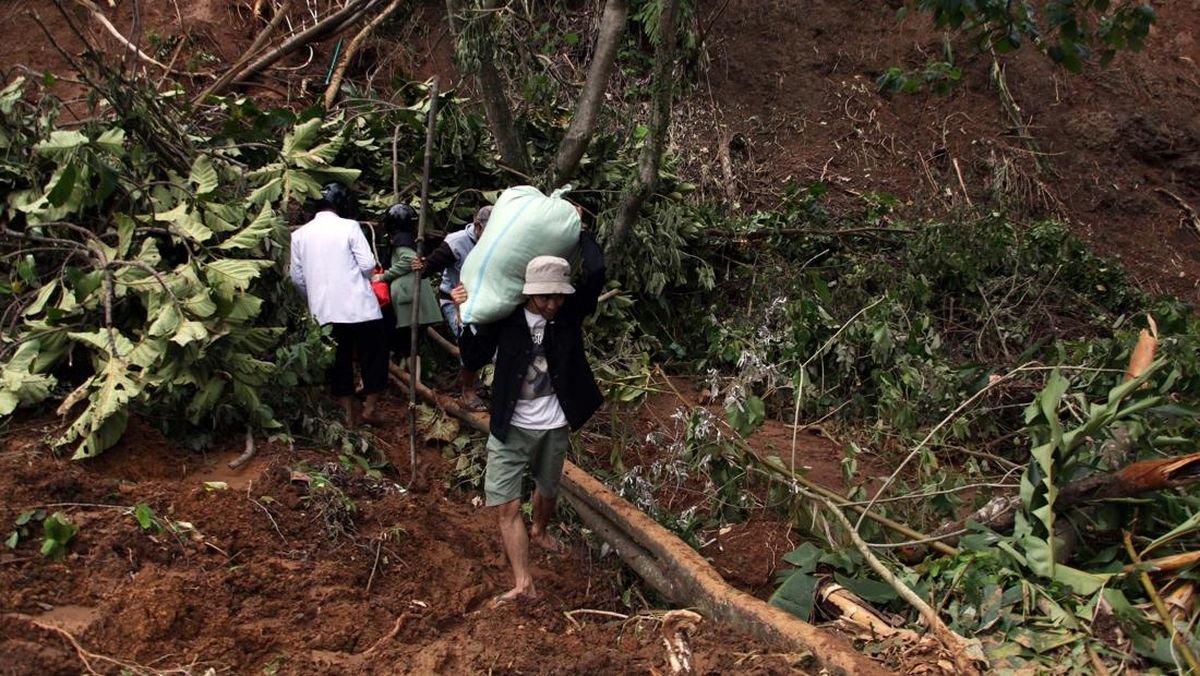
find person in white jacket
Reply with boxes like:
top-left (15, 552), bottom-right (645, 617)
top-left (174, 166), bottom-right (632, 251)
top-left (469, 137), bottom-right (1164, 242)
top-left (289, 183), bottom-right (388, 425)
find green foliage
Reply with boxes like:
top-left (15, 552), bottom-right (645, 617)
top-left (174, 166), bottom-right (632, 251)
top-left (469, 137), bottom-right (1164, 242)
top-left (130, 503), bottom-right (160, 532)
top-left (39, 512), bottom-right (78, 560)
top-left (0, 78), bottom-right (500, 457)
top-left (917, 0), bottom-right (1154, 71)
top-left (670, 200), bottom-right (1145, 449)
top-left (5, 509), bottom-right (46, 549)
top-left (295, 465), bottom-right (359, 540)
top-left (877, 61), bottom-right (962, 94)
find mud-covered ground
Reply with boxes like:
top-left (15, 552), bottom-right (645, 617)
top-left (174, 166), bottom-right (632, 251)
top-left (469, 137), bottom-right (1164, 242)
top-left (1, 397), bottom-right (829, 675)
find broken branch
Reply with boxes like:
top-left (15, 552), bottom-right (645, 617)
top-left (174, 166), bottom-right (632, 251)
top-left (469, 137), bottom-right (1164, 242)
top-left (323, 0), bottom-right (405, 108)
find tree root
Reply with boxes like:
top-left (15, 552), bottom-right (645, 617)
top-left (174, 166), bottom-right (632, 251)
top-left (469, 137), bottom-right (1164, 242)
top-left (16, 617), bottom-right (192, 675)
top-left (227, 427), bottom-right (256, 470)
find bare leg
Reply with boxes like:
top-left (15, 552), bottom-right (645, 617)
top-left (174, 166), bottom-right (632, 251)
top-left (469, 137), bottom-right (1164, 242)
top-left (495, 498), bottom-right (537, 602)
top-left (461, 368), bottom-right (484, 410)
top-left (361, 392), bottom-right (382, 423)
top-left (529, 489), bottom-right (562, 552)
top-left (337, 395), bottom-right (355, 426)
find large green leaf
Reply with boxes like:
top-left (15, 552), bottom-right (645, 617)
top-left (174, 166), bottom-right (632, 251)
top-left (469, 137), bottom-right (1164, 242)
top-left (155, 202), bottom-right (213, 243)
top-left (189, 155), bottom-right (219, 195)
top-left (217, 205), bottom-right (281, 251)
top-left (769, 570), bottom-right (820, 621)
top-left (0, 341), bottom-right (58, 415)
top-left (247, 175), bottom-right (283, 206)
top-left (171, 320), bottom-right (209, 346)
top-left (204, 259), bottom-right (270, 300)
top-left (45, 160), bottom-right (79, 207)
top-left (1142, 510), bottom-right (1200, 557)
top-left (0, 76), bottom-right (24, 115)
top-left (22, 280), bottom-right (59, 317)
top-left (58, 355), bottom-right (140, 459)
top-left (92, 127), bottom-right (126, 154)
top-left (282, 118), bottom-right (323, 157)
top-left (147, 304), bottom-right (181, 337)
top-left (34, 130), bottom-right (88, 156)
top-left (218, 293), bottom-right (264, 322)
top-left (70, 408), bottom-right (130, 459)
top-left (183, 289), bottom-right (217, 318)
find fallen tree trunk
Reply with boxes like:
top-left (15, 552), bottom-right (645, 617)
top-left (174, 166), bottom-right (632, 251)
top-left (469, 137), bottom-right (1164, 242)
top-left (391, 366), bottom-right (885, 675)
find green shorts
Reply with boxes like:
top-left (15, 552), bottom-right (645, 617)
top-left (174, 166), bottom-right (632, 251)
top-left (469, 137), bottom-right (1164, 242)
top-left (483, 425), bottom-right (569, 507)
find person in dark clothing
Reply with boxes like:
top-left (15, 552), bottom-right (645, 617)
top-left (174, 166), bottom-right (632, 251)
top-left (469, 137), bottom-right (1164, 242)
top-left (454, 229), bottom-right (605, 604)
top-left (373, 204), bottom-right (442, 362)
top-left (412, 206), bottom-right (491, 410)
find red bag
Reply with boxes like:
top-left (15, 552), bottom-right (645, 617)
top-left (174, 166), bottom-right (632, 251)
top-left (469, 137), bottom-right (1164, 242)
top-left (371, 266), bottom-right (390, 307)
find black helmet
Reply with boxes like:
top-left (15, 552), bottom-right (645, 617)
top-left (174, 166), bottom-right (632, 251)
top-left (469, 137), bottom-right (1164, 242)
top-left (316, 182), bottom-right (353, 217)
top-left (381, 203), bottom-right (418, 234)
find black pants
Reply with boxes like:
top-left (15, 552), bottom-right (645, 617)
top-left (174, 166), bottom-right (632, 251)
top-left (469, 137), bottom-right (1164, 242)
top-left (381, 306), bottom-right (421, 363)
top-left (328, 319), bottom-right (388, 397)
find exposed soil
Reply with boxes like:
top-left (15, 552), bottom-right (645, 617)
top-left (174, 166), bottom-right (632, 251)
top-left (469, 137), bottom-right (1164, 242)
top-left (688, 0), bottom-right (1200, 305)
top-left (4, 0), bottom-right (1200, 672)
top-left (1, 405), bottom-right (821, 675)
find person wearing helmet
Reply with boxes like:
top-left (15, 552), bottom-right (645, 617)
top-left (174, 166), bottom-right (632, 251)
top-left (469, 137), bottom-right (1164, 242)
top-left (289, 183), bottom-right (388, 425)
top-left (451, 220), bottom-right (606, 606)
top-left (373, 204), bottom-right (442, 362)
top-left (412, 205), bottom-right (492, 410)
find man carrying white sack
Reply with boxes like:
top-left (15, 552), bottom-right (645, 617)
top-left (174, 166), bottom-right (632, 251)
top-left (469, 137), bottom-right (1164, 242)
top-left (453, 225), bottom-right (605, 605)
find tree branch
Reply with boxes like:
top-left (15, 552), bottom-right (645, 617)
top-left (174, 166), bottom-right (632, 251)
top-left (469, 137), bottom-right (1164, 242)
top-left (548, 0), bottom-right (628, 187)
top-left (608, 0), bottom-right (680, 267)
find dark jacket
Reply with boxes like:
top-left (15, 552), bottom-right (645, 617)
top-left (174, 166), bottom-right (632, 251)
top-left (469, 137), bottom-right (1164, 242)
top-left (460, 232), bottom-right (606, 442)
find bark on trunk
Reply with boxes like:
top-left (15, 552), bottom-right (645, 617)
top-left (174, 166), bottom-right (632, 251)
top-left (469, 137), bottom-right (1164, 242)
top-left (444, 0), bottom-right (530, 174)
top-left (608, 0), bottom-right (679, 267)
top-left (548, 0), bottom-right (629, 187)
top-left (392, 366), bottom-right (885, 675)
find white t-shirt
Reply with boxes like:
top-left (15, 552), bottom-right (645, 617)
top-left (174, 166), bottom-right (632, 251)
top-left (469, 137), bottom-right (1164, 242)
top-left (510, 309), bottom-right (568, 430)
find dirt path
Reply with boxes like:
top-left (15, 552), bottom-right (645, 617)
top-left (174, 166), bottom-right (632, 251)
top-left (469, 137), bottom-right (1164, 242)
top-left (0, 405), bottom-right (824, 674)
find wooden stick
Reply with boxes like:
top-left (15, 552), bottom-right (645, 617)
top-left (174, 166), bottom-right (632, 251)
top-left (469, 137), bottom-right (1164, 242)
top-left (426, 326), bottom-right (459, 357)
top-left (1124, 532), bottom-right (1200, 673)
top-left (359, 614), bottom-right (405, 657)
top-left (227, 426), bottom-right (257, 469)
top-left (20, 617), bottom-right (189, 675)
top-left (1123, 550), bottom-right (1200, 575)
top-left (226, 0), bottom-right (382, 91)
top-left (1157, 188), bottom-right (1200, 238)
top-left (195, 0), bottom-right (292, 103)
top-left (323, 0), bottom-right (404, 108)
top-left (408, 77), bottom-right (439, 487)
top-left (72, 0), bottom-right (206, 78)
top-left (808, 491), bottom-right (984, 674)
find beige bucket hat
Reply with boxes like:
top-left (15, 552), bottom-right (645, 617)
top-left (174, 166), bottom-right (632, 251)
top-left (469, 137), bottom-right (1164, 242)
top-left (522, 256), bottom-right (575, 296)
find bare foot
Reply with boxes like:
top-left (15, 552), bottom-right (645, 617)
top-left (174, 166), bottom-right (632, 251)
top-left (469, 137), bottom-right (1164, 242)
top-left (491, 585), bottom-right (538, 608)
top-left (530, 531), bottom-right (565, 554)
top-left (360, 409), bottom-right (387, 425)
top-left (461, 393), bottom-right (487, 412)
